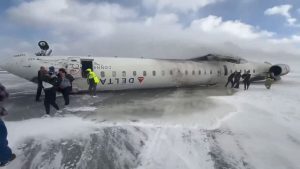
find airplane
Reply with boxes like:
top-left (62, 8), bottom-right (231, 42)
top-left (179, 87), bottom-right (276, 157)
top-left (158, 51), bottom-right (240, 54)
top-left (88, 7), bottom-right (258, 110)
top-left (0, 41), bottom-right (290, 92)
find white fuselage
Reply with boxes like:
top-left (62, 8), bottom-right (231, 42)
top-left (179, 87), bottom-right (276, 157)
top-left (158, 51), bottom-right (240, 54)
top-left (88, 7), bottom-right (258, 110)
top-left (1, 55), bottom-right (271, 91)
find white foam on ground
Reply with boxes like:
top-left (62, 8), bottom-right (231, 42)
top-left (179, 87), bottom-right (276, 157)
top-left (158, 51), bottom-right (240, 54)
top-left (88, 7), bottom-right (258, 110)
top-left (6, 115), bottom-right (99, 147)
top-left (64, 106), bottom-right (97, 112)
top-left (211, 70), bottom-right (300, 169)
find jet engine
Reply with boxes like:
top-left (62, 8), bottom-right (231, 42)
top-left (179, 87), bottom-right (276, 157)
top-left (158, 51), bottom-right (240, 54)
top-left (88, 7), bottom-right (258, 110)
top-left (269, 64), bottom-right (290, 76)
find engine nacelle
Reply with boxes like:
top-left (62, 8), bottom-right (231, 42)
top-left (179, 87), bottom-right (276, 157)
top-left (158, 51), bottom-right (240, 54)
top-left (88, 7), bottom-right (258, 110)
top-left (269, 64), bottom-right (290, 76)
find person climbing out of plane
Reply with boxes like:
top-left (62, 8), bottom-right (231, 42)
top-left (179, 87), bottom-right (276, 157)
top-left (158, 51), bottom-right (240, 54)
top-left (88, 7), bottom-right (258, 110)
top-left (57, 68), bottom-right (74, 105)
top-left (35, 66), bottom-right (46, 102)
top-left (85, 68), bottom-right (99, 96)
top-left (265, 72), bottom-right (275, 89)
top-left (242, 70), bottom-right (251, 90)
top-left (233, 71), bottom-right (242, 88)
top-left (42, 69), bottom-right (60, 115)
top-left (225, 71), bottom-right (236, 88)
top-left (0, 83), bottom-right (16, 167)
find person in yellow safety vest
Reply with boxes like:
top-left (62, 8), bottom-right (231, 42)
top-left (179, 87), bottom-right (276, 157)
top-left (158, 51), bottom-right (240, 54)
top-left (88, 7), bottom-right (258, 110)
top-left (85, 68), bottom-right (100, 96)
top-left (265, 72), bottom-right (274, 89)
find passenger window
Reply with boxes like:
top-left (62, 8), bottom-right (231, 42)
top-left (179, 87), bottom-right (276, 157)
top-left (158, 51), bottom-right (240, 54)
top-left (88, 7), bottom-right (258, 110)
top-left (170, 70), bottom-right (173, 75)
top-left (161, 70), bottom-right (165, 76)
top-left (101, 71), bottom-right (105, 78)
top-left (112, 71), bottom-right (116, 77)
top-left (192, 70), bottom-right (195, 75)
top-left (122, 71), bottom-right (126, 77)
top-left (185, 70), bottom-right (188, 75)
top-left (198, 70), bottom-right (201, 75)
top-left (133, 71), bottom-right (137, 76)
top-left (152, 71), bottom-right (156, 76)
top-left (143, 71), bottom-right (147, 76)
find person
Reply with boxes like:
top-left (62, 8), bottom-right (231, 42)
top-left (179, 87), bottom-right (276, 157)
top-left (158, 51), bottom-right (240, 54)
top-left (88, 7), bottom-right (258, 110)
top-left (233, 71), bottom-right (241, 88)
top-left (242, 70), bottom-right (251, 90)
top-left (225, 71), bottom-right (236, 88)
top-left (265, 72), bottom-right (274, 89)
top-left (48, 66), bottom-right (56, 76)
top-left (57, 68), bottom-right (74, 105)
top-left (35, 66), bottom-right (46, 102)
top-left (0, 83), bottom-right (16, 167)
top-left (86, 68), bottom-right (99, 96)
top-left (42, 70), bottom-right (60, 115)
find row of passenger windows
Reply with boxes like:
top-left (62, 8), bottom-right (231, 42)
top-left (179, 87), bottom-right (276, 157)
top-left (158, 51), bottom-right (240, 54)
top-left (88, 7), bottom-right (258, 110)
top-left (99, 69), bottom-right (255, 78)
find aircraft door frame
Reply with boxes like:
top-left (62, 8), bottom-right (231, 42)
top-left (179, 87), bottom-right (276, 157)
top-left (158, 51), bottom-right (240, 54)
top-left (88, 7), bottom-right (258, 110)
top-left (81, 59), bottom-right (94, 78)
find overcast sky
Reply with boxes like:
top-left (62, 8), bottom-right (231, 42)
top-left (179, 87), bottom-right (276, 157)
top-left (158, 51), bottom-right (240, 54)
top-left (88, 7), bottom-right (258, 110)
top-left (0, 0), bottom-right (300, 60)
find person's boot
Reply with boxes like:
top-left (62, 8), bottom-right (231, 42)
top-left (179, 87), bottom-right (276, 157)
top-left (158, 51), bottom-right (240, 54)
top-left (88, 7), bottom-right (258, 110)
top-left (0, 154), bottom-right (16, 167)
top-left (10, 154), bottom-right (16, 161)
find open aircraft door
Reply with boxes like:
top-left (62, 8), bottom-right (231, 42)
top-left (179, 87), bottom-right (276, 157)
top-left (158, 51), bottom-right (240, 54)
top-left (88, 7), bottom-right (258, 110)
top-left (66, 57), bottom-right (82, 78)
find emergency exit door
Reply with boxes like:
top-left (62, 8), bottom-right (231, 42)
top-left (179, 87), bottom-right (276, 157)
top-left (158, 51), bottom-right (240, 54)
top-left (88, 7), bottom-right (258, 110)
top-left (67, 57), bottom-right (81, 78)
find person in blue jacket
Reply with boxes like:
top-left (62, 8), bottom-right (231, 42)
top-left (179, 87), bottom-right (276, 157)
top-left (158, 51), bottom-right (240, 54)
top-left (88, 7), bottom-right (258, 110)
top-left (0, 83), bottom-right (16, 167)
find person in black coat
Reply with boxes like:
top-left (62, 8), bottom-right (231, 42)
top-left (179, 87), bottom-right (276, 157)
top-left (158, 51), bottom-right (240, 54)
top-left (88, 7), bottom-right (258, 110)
top-left (57, 68), bottom-right (74, 106)
top-left (233, 71), bottom-right (242, 88)
top-left (242, 70), bottom-right (251, 90)
top-left (0, 83), bottom-right (16, 167)
top-left (42, 70), bottom-right (60, 115)
top-left (35, 66), bottom-right (46, 102)
top-left (225, 71), bottom-right (236, 88)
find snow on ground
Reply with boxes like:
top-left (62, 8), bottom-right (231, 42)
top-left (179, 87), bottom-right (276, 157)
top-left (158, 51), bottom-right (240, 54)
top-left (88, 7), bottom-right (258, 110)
top-left (64, 106), bottom-right (98, 113)
top-left (6, 115), bottom-right (99, 146)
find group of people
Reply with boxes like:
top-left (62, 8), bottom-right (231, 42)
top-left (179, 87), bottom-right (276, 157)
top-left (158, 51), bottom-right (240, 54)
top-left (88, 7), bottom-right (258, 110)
top-left (226, 70), bottom-right (276, 90)
top-left (35, 67), bottom-right (100, 115)
top-left (225, 70), bottom-right (252, 90)
top-left (0, 67), bottom-right (100, 166)
top-left (35, 66), bottom-right (74, 115)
